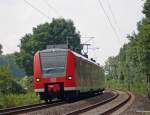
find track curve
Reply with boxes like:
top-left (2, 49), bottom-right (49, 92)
top-left (65, 90), bottom-right (133, 115)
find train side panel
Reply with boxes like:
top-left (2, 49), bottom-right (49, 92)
top-left (74, 53), bottom-right (105, 92)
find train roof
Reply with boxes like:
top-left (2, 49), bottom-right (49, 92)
top-left (39, 48), bottom-right (67, 52)
top-left (70, 50), bottom-right (100, 67)
top-left (38, 48), bottom-right (100, 67)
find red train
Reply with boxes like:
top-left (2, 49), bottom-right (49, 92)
top-left (33, 48), bottom-right (105, 102)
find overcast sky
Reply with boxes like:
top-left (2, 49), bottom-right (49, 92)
top-left (0, 0), bottom-right (144, 65)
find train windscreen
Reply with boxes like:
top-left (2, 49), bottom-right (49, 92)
top-left (40, 50), bottom-right (67, 77)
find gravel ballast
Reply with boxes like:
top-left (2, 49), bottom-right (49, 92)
top-left (122, 93), bottom-right (150, 115)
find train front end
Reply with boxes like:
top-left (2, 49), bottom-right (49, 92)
top-left (33, 49), bottom-right (75, 102)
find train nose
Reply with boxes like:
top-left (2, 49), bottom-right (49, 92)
top-left (48, 84), bottom-right (60, 93)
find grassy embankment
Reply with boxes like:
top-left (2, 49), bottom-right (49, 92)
top-left (0, 92), bottom-right (41, 109)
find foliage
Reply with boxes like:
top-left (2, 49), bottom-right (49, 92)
top-left (106, 79), bottom-right (147, 94)
top-left (19, 76), bottom-right (34, 92)
top-left (0, 92), bottom-right (40, 109)
top-left (0, 54), bottom-right (25, 77)
top-left (16, 18), bottom-right (81, 76)
top-left (143, 0), bottom-right (150, 19)
top-left (0, 44), bottom-right (2, 55)
top-left (0, 67), bottom-right (36, 109)
top-left (0, 66), bottom-right (25, 94)
top-left (104, 0), bottom-right (150, 96)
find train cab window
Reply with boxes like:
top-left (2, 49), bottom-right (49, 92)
top-left (40, 50), bottom-right (67, 77)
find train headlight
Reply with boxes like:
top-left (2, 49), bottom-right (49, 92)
top-left (36, 78), bottom-right (40, 82)
top-left (68, 76), bottom-right (72, 80)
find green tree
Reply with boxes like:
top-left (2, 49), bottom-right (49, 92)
top-left (0, 44), bottom-right (2, 55)
top-left (0, 66), bottom-right (25, 94)
top-left (137, 22), bottom-right (150, 97)
top-left (0, 54), bottom-right (25, 77)
top-left (104, 56), bottom-right (118, 80)
top-left (143, 0), bottom-right (150, 19)
top-left (16, 18), bottom-right (81, 76)
top-left (104, 0), bottom-right (150, 96)
top-left (138, 0), bottom-right (150, 97)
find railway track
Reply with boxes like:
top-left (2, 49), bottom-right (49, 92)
top-left (0, 100), bottom-right (65, 115)
top-left (26, 91), bottom-right (118, 115)
top-left (0, 90), bottom-right (133, 115)
top-left (101, 91), bottom-right (132, 115)
top-left (66, 91), bottom-right (132, 115)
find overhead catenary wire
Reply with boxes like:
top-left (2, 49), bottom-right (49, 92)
top-left (42, 0), bottom-right (62, 17)
top-left (24, 0), bottom-right (51, 20)
top-left (106, 0), bottom-right (122, 37)
top-left (82, 37), bottom-right (95, 44)
top-left (97, 0), bottom-right (121, 44)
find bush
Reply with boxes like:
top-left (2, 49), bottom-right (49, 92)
top-left (0, 93), bottom-right (40, 109)
top-left (106, 79), bottom-right (147, 94)
top-left (19, 76), bottom-right (34, 92)
top-left (0, 66), bottom-right (25, 94)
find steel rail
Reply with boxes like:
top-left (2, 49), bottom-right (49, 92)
top-left (101, 91), bottom-right (131, 115)
top-left (0, 100), bottom-right (65, 115)
top-left (66, 91), bottom-right (119, 115)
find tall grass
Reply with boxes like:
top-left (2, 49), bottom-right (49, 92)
top-left (0, 92), bottom-right (41, 109)
top-left (106, 79), bottom-right (147, 95)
